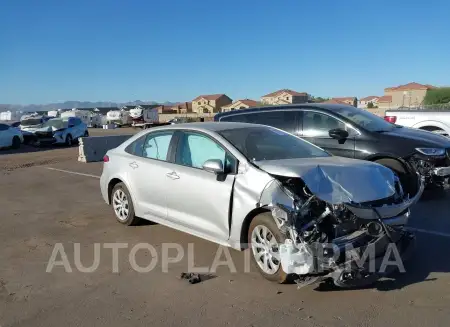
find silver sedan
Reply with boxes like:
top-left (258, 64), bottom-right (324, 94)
top-left (100, 122), bottom-right (421, 286)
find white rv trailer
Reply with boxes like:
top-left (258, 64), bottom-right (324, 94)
top-left (0, 110), bottom-right (22, 121)
top-left (60, 109), bottom-right (92, 126)
top-left (106, 109), bottom-right (131, 127)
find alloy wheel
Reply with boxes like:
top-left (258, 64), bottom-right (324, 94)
top-left (251, 225), bottom-right (280, 275)
top-left (112, 189), bottom-right (129, 221)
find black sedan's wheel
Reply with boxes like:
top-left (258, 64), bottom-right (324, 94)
top-left (11, 136), bottom-right (21, 149)
top-left (65, 134), bottom-right (73, 146)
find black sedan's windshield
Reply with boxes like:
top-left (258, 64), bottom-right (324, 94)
top-left (333, 106), bottom-right (395, 132)
top-left (219, 126), bottom-right (330, 161)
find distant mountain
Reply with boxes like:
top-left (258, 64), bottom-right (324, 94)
top-left (0, 100), bottom-right (176, 112)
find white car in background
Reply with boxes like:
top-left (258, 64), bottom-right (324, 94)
top-left (0, 123), bottom-right (23, 149)
top-left (32, 116), bottom-right (89, 146)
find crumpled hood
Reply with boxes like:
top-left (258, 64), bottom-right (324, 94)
top-left (255, 156), bottom-right (397, 204)
top-left (35, 126), bottom-right (62, 133)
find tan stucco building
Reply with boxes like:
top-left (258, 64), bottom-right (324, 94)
top-left (381, 82), bottom-right (435, 108)
top-left (221, 99), bottom-right (259, 112)
top-left (261, 89), bottom-right (309, 105)
top-left (358, 96), bottom-right (379, 108)
top-left (171, 102), bottom-right (192, 114)
top-left (192, 94), bottom-right (232, 113)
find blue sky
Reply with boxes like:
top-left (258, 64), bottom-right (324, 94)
top-left (1, 0), bottom-right (449, 104)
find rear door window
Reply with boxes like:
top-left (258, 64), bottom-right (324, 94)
top-left (142, 132), bottom-right (174, 161)
top-left (125, 135), bottom-right (146, 156)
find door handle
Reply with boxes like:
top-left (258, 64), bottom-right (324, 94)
top-left (166, 171), bottom-right (180, 180)
top-left (129, 161), bottom-right (139, 169)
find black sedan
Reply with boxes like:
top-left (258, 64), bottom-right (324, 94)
top-left (215, 103), bottom-right (450, 188)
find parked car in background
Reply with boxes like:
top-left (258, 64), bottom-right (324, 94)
top-left (215, 104), bottom-right (450, 188)
top-left (0, 123), bottom-right (23, 149)
top-left (100, 122), bottom-right (421, 287)
top-left (384, 109), bottom-right (450, 137)
top-left (20, 113), bottom-right (50, 132)
top-left (31, 116), bottom-right (88, 146)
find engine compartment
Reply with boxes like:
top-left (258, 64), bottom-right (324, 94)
top-left (261, 171), bottom-right (422, 287)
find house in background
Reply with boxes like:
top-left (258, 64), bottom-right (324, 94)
top-left (382, 82), bottom-right (435, 108)
top-left (358, 96), bottom-right (379, 108)
top-left (376, 95), bottom-right (393, 110)
top-left (154, 105), bottom-right (177, 114)
top-left (221, 99), bottom-right (259, 112)
top-left (171, 102), bottom-right (192, 114)
top-left (261, 89), bottom-right (309, 105)
top-left (192, 94), bottom-right (232, 113)
top-left (325, 97), bottom-right (357, 107)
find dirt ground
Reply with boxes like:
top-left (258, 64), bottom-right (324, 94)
top-left (1, 134), bottom-right (450, 327)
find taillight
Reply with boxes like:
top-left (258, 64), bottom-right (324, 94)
top-left (103, 155), bottom-right (110, 162)
top-left (384, 115), bottom-right (397, 124)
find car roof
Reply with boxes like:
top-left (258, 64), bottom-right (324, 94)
top-left (215, 103), bottom-right (355, 119)
top-left (151, 121), bottom-right (266, 133)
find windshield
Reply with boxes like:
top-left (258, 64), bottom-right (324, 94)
top-left (333, 106), bottom-right (395, 132)
top-left (21, 118), bottom-right (42, 126)
top-left (218, 126), bottom-right (330, 161)
top-left (42, 119), bottom-right (67, 129)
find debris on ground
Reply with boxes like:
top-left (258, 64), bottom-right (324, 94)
top-left (180, 272), bottom-right (216, 284)
top-left (180, 272), bottom-right (201, 284)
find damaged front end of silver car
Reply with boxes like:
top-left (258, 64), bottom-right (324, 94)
top-left (257, 163), bottom-right (424, 288)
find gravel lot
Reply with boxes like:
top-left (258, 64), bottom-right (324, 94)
top-left (1, 131), bottom-right (450, 327)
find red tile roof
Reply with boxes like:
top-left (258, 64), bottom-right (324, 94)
top-left (377, 95), bottom-right (392, 103)
top-left (385, 82), bottom-right (435, 92)
top-left (262, 89), bottom-right (308, 98)
top-left (331, 97), bottom-right (356, 102)
top-left (238, 99), bottom-right (259, 107)
top-left (323, 99), bottom-right (347, 104)
top-left (360, 96), bottom-right (379, 101)
top-left (192, 94), bottom-right (226, 101)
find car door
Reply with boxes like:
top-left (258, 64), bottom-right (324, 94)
top-left (124, 131), bottom-right (177, 220)
top-left (301, 110), bottom-right (356, 158)
top-left (165, 131), bottom-right (236, 242)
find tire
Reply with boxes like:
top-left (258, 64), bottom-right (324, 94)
top-left (83, 130), bottom-right (89, 137)
top-left (110, 182), bottom-right (140, 226)
top-left (374, 158), bottom-right (419, 196)
top-left (65, 134), bottom-right (73, 146)
top-left (248, 212), bottom-right (290, 283)
top-left (11, 136), bottom-right (21, 149)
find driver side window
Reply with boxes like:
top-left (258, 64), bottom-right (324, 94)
top-left (176, 132), bottom-right (235, 172)
top-left (303, 112), bottom-right (349, 138)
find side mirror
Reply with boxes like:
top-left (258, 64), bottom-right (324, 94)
top-left (68, 124), bottom-right (75, 128)
top-left (202, 159), bottom-right (224, 174)
top-left (329, 128), bottom-right (349, 140)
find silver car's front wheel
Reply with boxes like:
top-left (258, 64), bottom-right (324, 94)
top-left (110, 182), bottom-right (140, 226)
top-left (113, 189), bottom-right (129, 221)
top-left (251, 225), bottom-right (280, 275)
top-left (248, 213), bottom-right (289, 283)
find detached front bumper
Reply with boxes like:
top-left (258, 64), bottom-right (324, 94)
top-left (328, 229), bottom-right (416, 287)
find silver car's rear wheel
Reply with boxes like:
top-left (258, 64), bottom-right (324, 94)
top-left (113, 189), bottom-right (129, 221)
top-left (110, 182), bottom-right (140, 226)
top-left (251, 225), bottom-right (280, 275)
